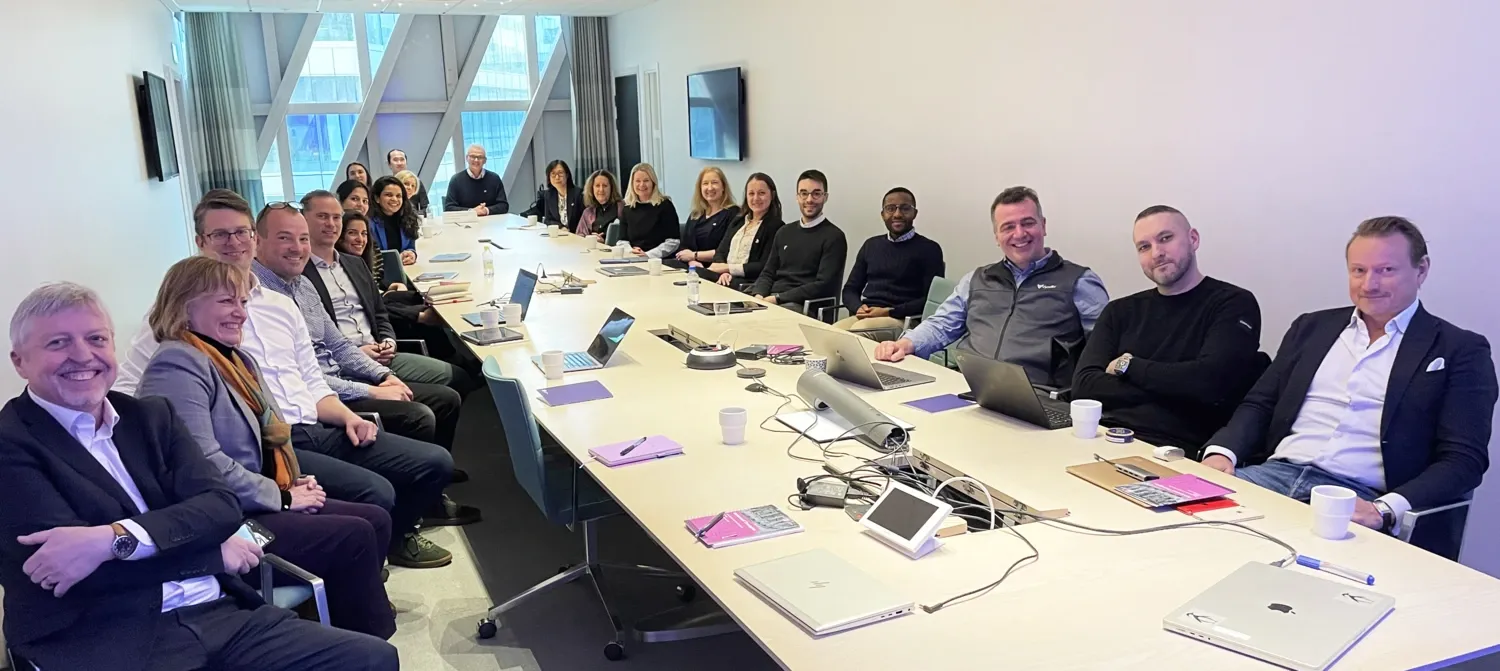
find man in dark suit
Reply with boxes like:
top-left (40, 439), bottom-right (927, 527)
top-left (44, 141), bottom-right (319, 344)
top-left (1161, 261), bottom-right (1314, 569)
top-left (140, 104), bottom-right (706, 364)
top-left (0, 282), bottom-right (395, 670)
top-left (1203, 217), bottom-right (1497, 550)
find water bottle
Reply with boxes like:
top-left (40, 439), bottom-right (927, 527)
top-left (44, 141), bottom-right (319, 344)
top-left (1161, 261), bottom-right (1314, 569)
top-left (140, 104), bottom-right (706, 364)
top-left (482, 246), bottom-right (495, 279)
top-left (687, 267), bottom-right (701, 305)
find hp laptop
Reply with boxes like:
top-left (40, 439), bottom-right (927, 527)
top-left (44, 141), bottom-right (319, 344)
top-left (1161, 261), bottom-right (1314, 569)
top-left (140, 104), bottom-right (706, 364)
top-left (798, 325), bottom-right (935, 391)
top-left (1164, 561), bottom-right (1395, 671)
top-left (530, 307), bottom-right (636, 373)
top-left (734, 548), bottom-right (913, 637)
top-left (462, 268), bottom-right (539, 327)
top-left (956, 352), bottom-right (1072, 429)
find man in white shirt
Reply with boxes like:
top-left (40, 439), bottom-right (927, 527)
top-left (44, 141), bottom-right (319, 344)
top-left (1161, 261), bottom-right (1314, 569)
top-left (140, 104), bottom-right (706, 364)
top-left (0, 282), bottom-right (396, 670)
top-left (1202, 217), bottom-right (1497, 556)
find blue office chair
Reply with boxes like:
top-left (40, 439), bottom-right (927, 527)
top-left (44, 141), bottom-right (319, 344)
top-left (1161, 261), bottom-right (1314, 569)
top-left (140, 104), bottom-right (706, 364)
top-left (603, 221), bottom-right (622, 246)
top-left (476, 357), bottom-right (737, 661)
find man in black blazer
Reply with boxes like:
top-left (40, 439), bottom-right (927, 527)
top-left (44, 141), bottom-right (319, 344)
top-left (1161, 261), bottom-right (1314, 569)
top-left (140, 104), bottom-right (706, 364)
top-left (1203, 217), bottom-right (1497, 551)
top-left (0, 282), bottom-right (395, 670)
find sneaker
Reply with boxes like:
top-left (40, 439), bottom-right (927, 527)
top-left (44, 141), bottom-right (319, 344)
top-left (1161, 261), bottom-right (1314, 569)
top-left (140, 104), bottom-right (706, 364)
top-left (388, 532), bottom-right (453, 569)
top-left (421, 495), bottom-right (482, 527)
top-left (450, 468), bottom-right (470, 484)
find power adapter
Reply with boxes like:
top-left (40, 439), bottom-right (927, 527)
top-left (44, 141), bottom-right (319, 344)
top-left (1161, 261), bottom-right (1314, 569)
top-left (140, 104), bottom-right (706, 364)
top-left (800, 481), bottom-right (849, 509)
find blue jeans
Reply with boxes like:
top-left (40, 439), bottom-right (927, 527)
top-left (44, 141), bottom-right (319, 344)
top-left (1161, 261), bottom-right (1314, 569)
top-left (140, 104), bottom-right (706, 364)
top-left (1234, 459), bottom-right (1381, 502)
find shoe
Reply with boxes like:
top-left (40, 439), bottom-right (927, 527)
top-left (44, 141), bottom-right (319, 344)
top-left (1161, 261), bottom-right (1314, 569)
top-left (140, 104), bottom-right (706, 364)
top-left (450, 468), bottom-right (470, 484)
top-left (388, 532), bottom-right (453, 569)
top-left (421, 495), bottom-right (482, 527)
top-left (381, 567), bottom-right (389, 583)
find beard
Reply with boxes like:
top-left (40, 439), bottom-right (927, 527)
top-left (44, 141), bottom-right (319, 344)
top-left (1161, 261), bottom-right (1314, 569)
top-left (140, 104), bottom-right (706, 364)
top-left (1150, 258), bottom-right (1191, 288)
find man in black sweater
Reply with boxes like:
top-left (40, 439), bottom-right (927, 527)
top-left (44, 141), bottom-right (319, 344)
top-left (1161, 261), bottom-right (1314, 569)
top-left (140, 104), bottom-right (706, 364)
top-left (1073, 205), bottom-right (1264, 454)
top-left (751, 170), bottom-right (848, 311)
top-left (443, 144), bottom-right (509, 215)
top-left (835, 187), bottom-right (945, 336)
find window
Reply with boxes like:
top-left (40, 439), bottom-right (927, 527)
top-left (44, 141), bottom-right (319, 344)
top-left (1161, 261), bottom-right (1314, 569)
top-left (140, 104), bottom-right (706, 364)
top-left (286, 114), bottom-right (356, 199)
top-left (462, 111), bottom-right (525, 171)
top-left (292, 13), bottom-right (362, 103)
top-left (261, 139), bottom-right (285, 204)
top-left (430, 146), bottom-right (458, 206)
top-left (468, 16), bottom-right (529, 101)
top-left (367, 13), bottom-right (398, 74)
top-left (172, 13), bottom-right (187, 66)
top-left (536, 15), bottom-right (562, 74)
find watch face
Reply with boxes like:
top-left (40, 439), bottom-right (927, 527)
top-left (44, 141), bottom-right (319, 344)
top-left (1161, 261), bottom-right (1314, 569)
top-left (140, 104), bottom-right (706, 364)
top-left (113, 533), bottom-right (138, 559)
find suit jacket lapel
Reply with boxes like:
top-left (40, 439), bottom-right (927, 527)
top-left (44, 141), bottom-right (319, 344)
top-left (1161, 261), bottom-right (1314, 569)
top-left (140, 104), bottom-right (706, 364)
top-left (301, 261), bottom-right (336, 321)
top-left (1383, 306), bottom-right (1437, 435)
top-left (109, 399), bottom-right (169, 512)
top-left (16, 393), bottom-right (143, 514)
top-left (1279, 312), bottom-right (1348, 432)
top-left (340, 252), bottom-right (380, 328)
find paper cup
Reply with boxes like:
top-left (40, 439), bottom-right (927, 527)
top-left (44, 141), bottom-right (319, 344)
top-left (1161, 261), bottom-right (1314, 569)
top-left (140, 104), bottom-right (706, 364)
top-left (1312, 511), bottom-right (1352, 540)
top-left (541, 350), bottom-right (565, 380)
top-left (502, 303), bottom-right (523, 324)
top-left (804, 356), bottom-right (828, 373)
top-left (1070, 399), bottom-right (1102, 438)
top-left (1310, 485), bottom-right (1357, 516)
top-left (614, 243), bottom-right (629, 259)
top-left (648, 258), bottom-right (663, 275)
top-left (720, 407), bottom-right (749, 445)
top-left (527, 215), bottom-right (539, 226)
top-left (480, 308), bottom-right (501, 329)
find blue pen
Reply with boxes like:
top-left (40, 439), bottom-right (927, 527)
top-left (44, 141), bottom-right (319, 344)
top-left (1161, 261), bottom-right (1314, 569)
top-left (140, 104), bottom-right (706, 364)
top-left (1297, 555), bottom-right (1375, 585)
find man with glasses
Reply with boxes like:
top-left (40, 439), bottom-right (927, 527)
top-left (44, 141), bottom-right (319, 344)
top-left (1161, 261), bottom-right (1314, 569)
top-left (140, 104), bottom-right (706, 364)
top-left (750, 169), bottom-right (848, 311)
top-left (442, 144), bottom-right (509, 216)
top-left (833, 187), bottom-right (945, 337)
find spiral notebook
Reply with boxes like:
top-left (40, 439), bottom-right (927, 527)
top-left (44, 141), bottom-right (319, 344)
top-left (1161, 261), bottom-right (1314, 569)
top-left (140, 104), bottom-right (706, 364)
top-left (685, 505), bottom-right (803, 548)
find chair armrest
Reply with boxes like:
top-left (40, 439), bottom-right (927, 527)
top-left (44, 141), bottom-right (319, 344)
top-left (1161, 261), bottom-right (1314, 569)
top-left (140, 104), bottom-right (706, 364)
top-left (1398, 499), bottom-right (1472, 544)
top-left (354, 412), bottom-right (385, 431)
top-left (802, 297), bottom-right (840, 324)
top-left (395, 339), bottom-right (429, 356)
top-left (260, 553), bottom-right (330, 626)
top-left (903, 315), bottom-right (922, 330)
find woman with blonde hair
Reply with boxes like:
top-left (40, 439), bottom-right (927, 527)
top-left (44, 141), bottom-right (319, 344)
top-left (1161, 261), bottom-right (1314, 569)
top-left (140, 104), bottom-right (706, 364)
top-left (137, 256), bottom-right (396, 638)
top-left (577, 169), bottom-right (623, 238)
top-left (395, 169), bottom-right (429, 214)
top-left (671, 166), bottom-right (740, 268)
top-left (619, 162), bottom-right (681, 257)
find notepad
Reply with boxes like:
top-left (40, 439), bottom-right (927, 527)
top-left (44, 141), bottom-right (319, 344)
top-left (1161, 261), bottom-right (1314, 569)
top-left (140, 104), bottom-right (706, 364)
top-left (599, 257), bottom-right (648, 264)
top-left (685, 505), bottom-right (803, 548)
top-left (428, 253), bottom-right (472, 263)
top-left (902, 394), bottom-right (974, 413)
top-left (414, 271), bottom-right (458, 282)
top-left (536, 380), bottom-right (613, 406)
top-left (588, 435), bottom-right (684, 467)
top-left (1114, 474), bottom-right (1234, 508)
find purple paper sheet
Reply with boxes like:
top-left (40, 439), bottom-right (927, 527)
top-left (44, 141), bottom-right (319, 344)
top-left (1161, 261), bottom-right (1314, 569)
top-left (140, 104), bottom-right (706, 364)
top-left (537, 380), bottom-right (614, 406)
top-left (902, 394), bottom-right (975, 413)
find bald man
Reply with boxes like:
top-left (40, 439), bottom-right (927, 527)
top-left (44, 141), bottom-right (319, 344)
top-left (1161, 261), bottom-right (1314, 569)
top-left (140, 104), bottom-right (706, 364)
top-left (442, 144), bottom-right (509, 215)
top-left (1071, 205), bottom-right (1264, 454)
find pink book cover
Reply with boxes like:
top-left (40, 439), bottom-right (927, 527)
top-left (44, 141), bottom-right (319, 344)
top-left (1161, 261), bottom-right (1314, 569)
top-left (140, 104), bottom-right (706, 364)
top-left (1115, 474), bottom-right (1234, 507)
top-left (684, 505), bottom-right (803, 548)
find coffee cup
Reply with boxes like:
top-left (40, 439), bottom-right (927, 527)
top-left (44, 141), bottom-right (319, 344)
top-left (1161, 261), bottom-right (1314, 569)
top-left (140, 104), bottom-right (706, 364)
top-left (480, 308), bottom-right (501, 329)
top-left (720, 407), bottom-right (749, 445)
top-left (1070, 399), bottom-right (1103, 438)
top-left (541, 350), bottom-right (565, 380)
top-left (502, 302), bottom-right (523, 324)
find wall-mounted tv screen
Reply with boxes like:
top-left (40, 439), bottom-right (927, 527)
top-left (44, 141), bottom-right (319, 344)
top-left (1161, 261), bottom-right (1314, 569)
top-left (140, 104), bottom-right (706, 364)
top-left (687, 67), bottom-right (744, 161)
top-left (138, 70), bottom-right (179, 181)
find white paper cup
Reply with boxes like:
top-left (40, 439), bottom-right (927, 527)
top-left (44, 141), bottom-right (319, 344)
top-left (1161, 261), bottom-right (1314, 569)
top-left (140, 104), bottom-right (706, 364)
top-left (480, 308), bottom-right (501, 329)
top-left (527, 215), bottom-right (539, 226)
top-left (720, 407), bottom-right (749, 445)
top-left (541, 350), bottom-right (565, 380)
top-left (1312, 511), bottom-right (1352, 540)
top-left (614, 243), bottom-right (629, 259)
top-left (1310, 485), bottom-right (1357, 516)
top-left (804, 356), bottom-right (828, 373)
top-left (502, 302), bottom-right (523, 324)
top-left (648, 258), bottom-right (663, 275)
top-left (1070, 399), bottom-right (1103, 438)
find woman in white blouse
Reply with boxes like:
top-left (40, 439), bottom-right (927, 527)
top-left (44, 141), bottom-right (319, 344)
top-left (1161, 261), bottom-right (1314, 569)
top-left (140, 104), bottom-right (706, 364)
top-left (694, 172), bottom-right (784, 290)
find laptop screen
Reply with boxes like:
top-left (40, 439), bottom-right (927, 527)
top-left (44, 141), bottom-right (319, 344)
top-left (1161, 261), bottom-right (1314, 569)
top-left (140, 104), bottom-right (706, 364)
top-left (511, 269), bottom-right (538, 320)
top-left (585, 308), bottom-right (636, 364)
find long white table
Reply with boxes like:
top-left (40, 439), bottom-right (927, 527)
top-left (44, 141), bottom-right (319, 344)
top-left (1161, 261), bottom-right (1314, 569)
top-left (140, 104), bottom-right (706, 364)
top-left (412, 215), bottom-right (1500, 670)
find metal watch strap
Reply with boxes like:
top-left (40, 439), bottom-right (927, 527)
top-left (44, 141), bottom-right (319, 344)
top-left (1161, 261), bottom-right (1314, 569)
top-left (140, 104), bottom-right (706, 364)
top-left (1374, 500), bottom-right (1395, 532)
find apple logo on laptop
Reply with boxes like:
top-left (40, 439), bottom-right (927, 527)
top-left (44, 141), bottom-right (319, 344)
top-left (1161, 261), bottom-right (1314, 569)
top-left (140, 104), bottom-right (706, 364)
top-left (1267, 603), bottom-right (1295, 614)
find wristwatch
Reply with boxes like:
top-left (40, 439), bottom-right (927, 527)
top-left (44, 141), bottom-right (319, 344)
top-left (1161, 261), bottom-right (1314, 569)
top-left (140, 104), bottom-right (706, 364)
top-left (1112, 353), bottom-right (1134, 376)
top-left (110, 522), bottom-right (139, 560)
top-left (1373, 500), bottom-right (1396, 533)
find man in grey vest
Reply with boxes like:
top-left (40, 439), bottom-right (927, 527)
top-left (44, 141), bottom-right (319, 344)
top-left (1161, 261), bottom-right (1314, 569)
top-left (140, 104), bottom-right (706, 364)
top-left (874, 186), bottom-right (1108, 386)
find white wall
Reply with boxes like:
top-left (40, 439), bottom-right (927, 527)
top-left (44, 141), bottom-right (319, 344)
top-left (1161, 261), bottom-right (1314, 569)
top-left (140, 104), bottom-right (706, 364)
top-left (1, 0), bottom-right (191, 394)
top-left (611, 0), bottom-right (1500, 572)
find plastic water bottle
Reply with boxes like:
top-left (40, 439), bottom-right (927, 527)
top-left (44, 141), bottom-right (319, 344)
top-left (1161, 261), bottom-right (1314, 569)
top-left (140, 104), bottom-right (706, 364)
top-left (686, 267), bottom-right (701, 305)
top-left (482, 246), bottom-right (495, 279)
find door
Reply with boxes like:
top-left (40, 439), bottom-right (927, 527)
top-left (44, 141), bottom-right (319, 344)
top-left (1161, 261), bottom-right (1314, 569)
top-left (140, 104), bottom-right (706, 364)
top-left (615, 74), bottom-right (641, 178)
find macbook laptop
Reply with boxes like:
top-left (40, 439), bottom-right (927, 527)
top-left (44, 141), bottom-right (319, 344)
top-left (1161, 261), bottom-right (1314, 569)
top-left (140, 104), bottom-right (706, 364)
top-left (798, 325), bottom-right (935, 391)
top-left (530, 307), bottom-right (636, 373)
top-left (734, 548), bottom-right (913, 637)
top-left (956, 352), bottom-right (1072, 429)
top-left (1164, 561), bottom-right (1394, 671)
top-left (462, 268), bottom-right (539, 327)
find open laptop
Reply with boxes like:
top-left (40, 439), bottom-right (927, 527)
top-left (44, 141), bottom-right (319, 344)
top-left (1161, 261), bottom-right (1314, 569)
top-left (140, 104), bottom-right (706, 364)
top-left (462, 268), bottom-right (539, 327)
top-left (1164, 561), bottom-right (1394, 671)
top-left (956, 352), bottom-right (1072, 429)
top-left (529, 307), bottom-right (636, 373)
top-left (798, 324), bottom-right (935, 391)
top-left (734, 548), bottom-right (913, 637)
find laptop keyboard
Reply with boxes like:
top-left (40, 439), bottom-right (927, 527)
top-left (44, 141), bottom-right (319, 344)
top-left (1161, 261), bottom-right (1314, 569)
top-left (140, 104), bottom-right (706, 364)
top-left (876, 371), bottom-right (914, 387)
top-left (564, 352), bottom-right (596, 370)
top-left (1045, 406), bottom-right (1073, 429)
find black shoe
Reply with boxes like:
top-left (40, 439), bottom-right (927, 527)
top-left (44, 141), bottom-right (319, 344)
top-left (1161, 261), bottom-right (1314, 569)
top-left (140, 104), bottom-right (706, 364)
top-left (381, 567), bottom-right (390, 582)
top-left (421, 495), bottom-right (482, 526)
top-left (450, 468), bottom-right (470, 484)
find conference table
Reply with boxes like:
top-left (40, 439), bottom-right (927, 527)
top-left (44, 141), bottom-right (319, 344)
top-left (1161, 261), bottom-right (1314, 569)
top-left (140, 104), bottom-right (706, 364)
top-left (410, 214), bottom-right (1500, 670)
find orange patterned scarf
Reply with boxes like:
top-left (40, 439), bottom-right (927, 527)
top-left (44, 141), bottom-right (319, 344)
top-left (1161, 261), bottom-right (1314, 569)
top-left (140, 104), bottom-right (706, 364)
top-left (184, 333), bottom-right (299, 488)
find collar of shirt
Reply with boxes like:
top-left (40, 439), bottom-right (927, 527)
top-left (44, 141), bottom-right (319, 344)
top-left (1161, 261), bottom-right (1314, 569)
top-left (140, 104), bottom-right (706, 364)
top-left (28, 388), bottom-right (119, 439)
top-left (468, 168), bottom-right (486, 180)
top-left (252, 260), bottom-right (300, 295)
top-left (1349, 299), bottom-right (1420, 339)
top-left (1002, 249), bottom-right (1055, 280)
top-left (312, 252), bottom-right (339, 270)
top-left (800, 213), bottom-right (827, 229)
top-left (888, 230), bottom-right (916, 243)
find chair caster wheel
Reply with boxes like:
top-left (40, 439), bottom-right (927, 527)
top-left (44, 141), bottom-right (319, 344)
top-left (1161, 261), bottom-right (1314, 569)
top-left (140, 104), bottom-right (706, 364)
top-left (477, 619), bottom-right (497, 639)
top-left (675, 583), bottom-right (697, 602)
top-left (603, 641), bottom-right (626, 661)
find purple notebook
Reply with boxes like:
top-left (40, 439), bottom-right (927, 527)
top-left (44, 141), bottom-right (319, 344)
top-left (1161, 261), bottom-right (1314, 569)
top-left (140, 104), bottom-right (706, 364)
top-left (537, 380), bottom-right (613, 407)
top-left (902, 394), bottom-right (975, 413)
top-left (588, 435), bottom-right (684, 467)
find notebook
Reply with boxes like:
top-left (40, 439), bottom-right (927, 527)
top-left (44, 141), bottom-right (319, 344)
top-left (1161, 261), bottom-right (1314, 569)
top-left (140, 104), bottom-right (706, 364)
top-left (428, 253), bottom-right (471, 262)
top-left (599, 257), bottom-right (649, 265)
top-left (587, 435), bottom-right (684, 467)
top-left (414, 271), bottom-right (458, 282)
top-left (685, 505), bottom-right (803, 548)
top-left (596, 266), bottom-right (649, 277)
top-left (536, 380), bottom-right (613, 406)
top-left (1114, 474), bottom-right (1234, 508)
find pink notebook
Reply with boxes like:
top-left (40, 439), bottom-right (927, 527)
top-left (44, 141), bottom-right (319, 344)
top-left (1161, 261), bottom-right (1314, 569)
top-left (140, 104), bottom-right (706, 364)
top-left (587, 435), bottom-right (683, 467)
top-left (1114, 474), bottom-right (1234, 508)
top-left (684, 505), bottom-right (803, 548)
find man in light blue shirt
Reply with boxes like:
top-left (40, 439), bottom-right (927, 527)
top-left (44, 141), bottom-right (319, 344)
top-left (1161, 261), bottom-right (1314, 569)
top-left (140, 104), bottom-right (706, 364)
top-left (874, 186), bottom-right (1107, 386)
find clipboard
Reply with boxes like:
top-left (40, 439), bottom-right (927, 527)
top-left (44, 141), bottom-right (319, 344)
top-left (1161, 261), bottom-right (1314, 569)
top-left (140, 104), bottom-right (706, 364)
top-left (1065, 457), bottom-right (1183, 508)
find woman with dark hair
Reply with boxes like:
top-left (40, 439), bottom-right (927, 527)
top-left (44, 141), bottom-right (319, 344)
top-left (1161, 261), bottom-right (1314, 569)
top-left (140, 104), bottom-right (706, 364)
top-left (369, 175), bottom-right (420, 265)
top-left (524, 159), bottom-right (584, 232)
top-left (577, 169), bottom-right (622, 239)
top-left (337, 179), bottom-right (371, 217)
top-left (694, 172), bottom-right (785, 291)
top-left (337, 209), bottom-right (404, 291)
top-left (346, 161), bottom-right (370, 186)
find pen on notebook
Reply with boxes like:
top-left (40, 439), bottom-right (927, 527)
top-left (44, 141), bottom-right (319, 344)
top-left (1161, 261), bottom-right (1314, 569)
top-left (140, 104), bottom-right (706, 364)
top-left (695, 512), bottom-right (727, 539)
top-left (618, 436), bottom-right (649, 456)
top-left (1297, 555), bottom-right (1375, 585)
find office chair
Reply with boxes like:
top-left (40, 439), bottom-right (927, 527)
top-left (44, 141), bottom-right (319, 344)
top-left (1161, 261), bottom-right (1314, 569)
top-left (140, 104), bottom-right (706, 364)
top-left (908, 276), bottom-right (958, 367)
top-left (259, 554), bottom-right (331, 626)
top-left (1400, 495), bottom-right (1473, 561)
top-left (604, 221), bottom-right (622, 246)
top-left (476, 357), bottom-right (737, 661)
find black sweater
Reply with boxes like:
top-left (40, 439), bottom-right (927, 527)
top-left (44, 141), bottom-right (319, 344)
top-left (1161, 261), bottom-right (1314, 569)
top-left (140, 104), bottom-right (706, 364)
top-left (443, 169), bottom-right (509, 213)
top-left (523, 185), bottom-right (584, 231)
top-left (750, 220), bottom-right (848, 306)
top-left (620, 199), bottom-right (681, 253)
top-left (841, 232), bottom-right (945, 318)
top-left (1073, 277), bottom-right (1263, 450)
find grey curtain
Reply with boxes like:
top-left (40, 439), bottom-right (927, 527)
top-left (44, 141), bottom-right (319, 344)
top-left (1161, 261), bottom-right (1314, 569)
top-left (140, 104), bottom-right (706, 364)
top-left (570, 17), bottom-right (619, 179)
top-left (185, 13), bottom-right (263, 208)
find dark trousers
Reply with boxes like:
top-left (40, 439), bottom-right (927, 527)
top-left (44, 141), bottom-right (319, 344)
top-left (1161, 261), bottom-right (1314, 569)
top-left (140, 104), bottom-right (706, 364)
top-left (248, 499), bottom-right (396, 639)
top-left (291, 422), bottom-right (450, 550)
top-left (347, 384), bottom-right (460, 450)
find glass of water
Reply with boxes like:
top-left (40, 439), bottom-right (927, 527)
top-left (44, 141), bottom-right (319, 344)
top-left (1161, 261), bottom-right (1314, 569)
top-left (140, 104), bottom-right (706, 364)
top-left (714, 301), bottom-right (730, 324)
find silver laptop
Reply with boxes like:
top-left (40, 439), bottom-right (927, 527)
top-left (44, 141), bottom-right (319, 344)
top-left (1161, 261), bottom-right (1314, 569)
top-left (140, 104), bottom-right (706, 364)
top-left (529, 307), bottom-right (636, 373)
top-left (798, 325), bottom-right (935, 390)
top-left (734, 548), bottom-right (913, 637)
top-left (956, 353), bottom-right (1072, 429)
top-left (1164, 561), bottom-right (1395, 671)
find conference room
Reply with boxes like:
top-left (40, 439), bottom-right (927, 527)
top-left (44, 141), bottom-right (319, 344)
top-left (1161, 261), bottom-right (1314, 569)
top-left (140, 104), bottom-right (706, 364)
top-left (5, 0), bottom-right (1500, 669)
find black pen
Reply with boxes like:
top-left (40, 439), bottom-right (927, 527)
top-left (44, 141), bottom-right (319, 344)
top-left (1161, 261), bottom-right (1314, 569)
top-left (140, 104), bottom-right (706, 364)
top-left (695, 512), bottom-right (727, 539)
top-left (619, 436), bottom-right (649, 456)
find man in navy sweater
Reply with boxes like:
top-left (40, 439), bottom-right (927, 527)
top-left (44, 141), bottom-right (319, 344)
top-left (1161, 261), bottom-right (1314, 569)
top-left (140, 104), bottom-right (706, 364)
top-left (443, 144), bottom-right (509, 215)
top-left (835, 187), bottom-right (945, 337)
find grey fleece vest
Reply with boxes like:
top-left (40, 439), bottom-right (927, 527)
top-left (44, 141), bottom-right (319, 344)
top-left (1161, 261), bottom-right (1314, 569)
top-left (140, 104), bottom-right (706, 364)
top-left (955, 253), bottom-right (1088, 386)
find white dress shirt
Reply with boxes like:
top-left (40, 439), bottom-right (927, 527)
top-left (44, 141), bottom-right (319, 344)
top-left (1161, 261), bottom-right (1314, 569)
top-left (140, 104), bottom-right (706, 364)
top-left (27, 391), bottom-right (223, 612)
top-left (1205, 300), bottom-right (1419, 529)
top-left (312, 254), bottom-right (377, 346)
top-left (236, 284), bottom-right (337, 425)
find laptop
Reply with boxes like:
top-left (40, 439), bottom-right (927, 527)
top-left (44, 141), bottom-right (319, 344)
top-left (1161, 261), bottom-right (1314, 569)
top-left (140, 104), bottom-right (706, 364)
top-left (596, 265), bottom-right (649, 277)
top-left (687, 300), bottom-right (767, 316)
top-left (1164, 561), bottom-right (1395, 671)
top-left (734, 548), bottom-right (913, 637)
top-left (956, 352), bottom-right (1072, 429)
top-left (462, 268), bottom-right (539, 327)
top-left (530, 307), bottom-right (637, 373)
top-left (798, 325), bottom-right (935, 391)
top-left (459, 327), bottom-right (524, 346)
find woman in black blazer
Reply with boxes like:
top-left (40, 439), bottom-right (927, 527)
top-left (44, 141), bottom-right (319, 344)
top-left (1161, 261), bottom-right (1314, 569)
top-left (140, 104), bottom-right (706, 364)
top-left (524, 159), bottom-right (584, 232)
top-left (694, 172), bottom-right (784, 291)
